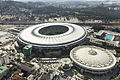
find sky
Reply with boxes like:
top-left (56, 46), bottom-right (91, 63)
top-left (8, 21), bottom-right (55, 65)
top-left (14, 0), bottom-right (120, 2)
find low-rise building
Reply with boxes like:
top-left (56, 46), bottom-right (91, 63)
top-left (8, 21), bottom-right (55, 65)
top-left (0, 66), bottom-right (9, 80)
top-left (0, 52), bottom-right (10, 66)
top-left (0, 36), bottom-right (13, 46)
top-left (90, 30), bottom-right (120, 47)
top-left (61, 58), bottom-right (72, 71)
top-left (18, 63), bottom-right (37, 75)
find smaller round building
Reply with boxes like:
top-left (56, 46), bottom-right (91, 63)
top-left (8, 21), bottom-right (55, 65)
top-left (70, 46), bottom-right (117, 74)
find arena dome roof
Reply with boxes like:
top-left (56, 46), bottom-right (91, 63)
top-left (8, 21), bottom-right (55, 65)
top-left (70, 46), bottom-right (116, 71)
top-left (18, 23), bottom-right (87, 47)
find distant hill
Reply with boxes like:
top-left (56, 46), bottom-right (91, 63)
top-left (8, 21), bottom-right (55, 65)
top-left (0, 0), bottom-right (120, 23)
top-left (0, 1), bottom-right (46, 8)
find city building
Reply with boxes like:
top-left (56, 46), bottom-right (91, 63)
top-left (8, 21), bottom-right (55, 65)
top-left (0, 31), bottom-right (7, 37)
top-left (70, 46), bottom-right (118, 75)
top-left (61, 58), bottom-right (72, 71)
top-left (18, 63), bottom-right (37, 75)
top-left (0, 35), bottom-right (13, 46)
top-left (0, 66), bottom-right (9, 80)
top-left (23, 45), bottom-right (32, 57)
top-left (17, 23), bottom-right (88, 57)
top-left (0, 52), bottom-right (10, 66)
top-left (90, 30), bottom-right (120, 47)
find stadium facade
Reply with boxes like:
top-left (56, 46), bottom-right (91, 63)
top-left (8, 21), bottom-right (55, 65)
top-left (70, 46), bottom-right (117, 74)
top-left (17, 23), bottom-right (88, 56)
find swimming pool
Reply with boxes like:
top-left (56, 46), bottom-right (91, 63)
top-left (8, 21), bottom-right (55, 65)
top-left (105, 35), bottom-right (113, 42)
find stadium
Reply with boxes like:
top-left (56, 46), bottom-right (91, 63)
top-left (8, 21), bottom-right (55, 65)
top-left (17, 23), bottom-right (88, 56)
top-left (70, 46), bottom-right (117, 74)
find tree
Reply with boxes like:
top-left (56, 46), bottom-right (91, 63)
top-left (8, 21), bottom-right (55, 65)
top-left (84, 76), bottom-right (91, 80)
top-left (92, 25), bottom-right (104, 32)
top-left (111, 79), bottom-right (120, 80)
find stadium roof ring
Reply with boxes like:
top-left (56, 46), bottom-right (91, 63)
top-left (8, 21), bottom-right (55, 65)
top-left (18, 23), bottom-right (87, 48)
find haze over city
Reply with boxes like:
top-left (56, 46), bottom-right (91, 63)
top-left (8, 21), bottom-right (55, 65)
top-left (14, 0), bottom-right (120, 2)
top-left (0, 0), bottom-right (120, 80)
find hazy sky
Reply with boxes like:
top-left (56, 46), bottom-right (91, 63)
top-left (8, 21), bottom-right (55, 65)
top-left (14, 0), bottom-right (120, 2)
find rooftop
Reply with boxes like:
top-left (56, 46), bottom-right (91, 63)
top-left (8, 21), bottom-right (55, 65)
top-left (70, 46), bottom-right (116, 71)
top-left (0, 66), bottom-right (8, 73)
top-left (61, 58), bottom-right (71, 64)
top-left (18, 23), bottom-right (87, 47)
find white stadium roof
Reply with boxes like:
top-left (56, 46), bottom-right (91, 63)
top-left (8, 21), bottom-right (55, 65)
top-left (70, 46), bottom-right (116, 71)
top-left (18, 23), bottom-right (87, 47)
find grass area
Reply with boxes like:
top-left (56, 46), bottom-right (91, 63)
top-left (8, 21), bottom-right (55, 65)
top-left (58, 66), bottom-right (63, 71)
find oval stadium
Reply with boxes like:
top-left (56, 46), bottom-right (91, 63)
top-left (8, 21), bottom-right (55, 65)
top-left (17, 23), bottom-right (88, 57)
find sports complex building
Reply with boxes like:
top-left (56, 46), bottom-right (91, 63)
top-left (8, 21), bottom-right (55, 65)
top-left (90, 30), bottom-right (120, 47)
top-left (17, 23), bottom-right (119, 77)
top-left (17, 23), bottom-right (88, 56)
top-left (70, 46), bottom-right (118, 75)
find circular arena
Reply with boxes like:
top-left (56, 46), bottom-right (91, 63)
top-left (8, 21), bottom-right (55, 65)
top-left (17, 23), bottom-right (87, 56)
top-left (70, 46), bottom-right (117, 74)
